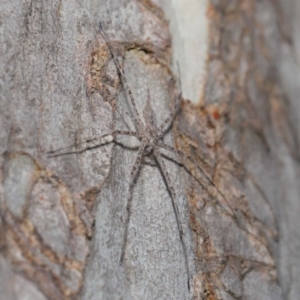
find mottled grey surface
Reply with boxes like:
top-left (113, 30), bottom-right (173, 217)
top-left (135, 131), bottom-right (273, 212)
top-left (4, 154), bottom-right (36, 217)
top-left (0, 255), bottom-right (47, 300)
top-left (278, 1), bottom-right (300, 299)
top-left (0, 0), bottom-right (112, 298)
top-left (1, 0), bottom-right (300, 299)
top-left (0, 0), bottom-right (193, 299)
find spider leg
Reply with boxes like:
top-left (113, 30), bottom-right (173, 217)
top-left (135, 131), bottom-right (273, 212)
top-left (157, 90), bottom-right (181, 139)
top-left (154, 148), bottom-right (190, 291)
top-left (112, 84), bottom-right (136, 132)
top-left (47, 130), bottom-right (138, 157)
top-left (157, 62), bottom-right (182, 138)
top-left (115, 104), bottom-right (135, 131)
top-left (158, 141), bottom-right (235, 217)
top-left (120, 139), bottom-right (147, 263)
top-left (99, 22), bottom-right (144, 131)
top-left (158, 142), bottom-right (269, 248)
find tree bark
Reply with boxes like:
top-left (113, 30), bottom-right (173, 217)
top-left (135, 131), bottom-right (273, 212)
top-left (0, 0), bottom-right (299, 299)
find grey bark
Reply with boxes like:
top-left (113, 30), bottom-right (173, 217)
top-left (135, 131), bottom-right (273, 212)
top-left (0, 0), bottom-right (299, 300)
top-left (277, 1), bottom-right (300, 299)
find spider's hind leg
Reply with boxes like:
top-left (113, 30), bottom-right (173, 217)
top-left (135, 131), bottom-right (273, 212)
top-left (154, 149), bottom-right (191, 290)
top-left (158, 141), bottom-right (236, 217)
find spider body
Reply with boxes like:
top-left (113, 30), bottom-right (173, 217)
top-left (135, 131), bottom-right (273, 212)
top-left (49, 23), bottom-right (193, 292)
top-left (95, 25), bottom-right (192, 287)
top-left (47, 23), bottom-right (266, 300)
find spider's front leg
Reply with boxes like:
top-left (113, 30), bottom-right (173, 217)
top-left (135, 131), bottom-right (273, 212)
top-left (156, 89), bottom-right (182, 139)
top-left (157, 63), bottom-right (182, 138)
top-left (99, 22), bottom-right (143, 130)
top-left (47, 130), bottom-right (138, 157)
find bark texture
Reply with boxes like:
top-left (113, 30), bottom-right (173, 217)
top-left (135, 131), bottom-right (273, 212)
top-left (0, 0), bottom-right (299, 299)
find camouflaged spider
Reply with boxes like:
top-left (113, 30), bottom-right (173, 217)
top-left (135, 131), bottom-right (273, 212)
top-left (49, 22), bottom-right (203, 290)
top-left (49, 21), bottom-right (238, 292)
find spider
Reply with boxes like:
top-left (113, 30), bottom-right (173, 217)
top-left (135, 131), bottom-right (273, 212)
top-left (48, 22), bottom-right (231, 291)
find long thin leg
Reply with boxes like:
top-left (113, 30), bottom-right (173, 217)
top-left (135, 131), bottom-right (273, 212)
top-left (154, 149), bottom-right (190, 291)
top-left (157, 90), bottom-right (181, 138)
top-left (157, 62), bottom-right (182, 138)
top-left (115, 104), bottom-right (135, 132)
top-left (159, 143), bottom-right (268, 248)
top-left (120, 140), bottom-right (147, 263)
top-left (98, 22), bottom-right (144, 131)
top-left (47, 130), bottom-right (138, 157)
top-left (111, 84), bottom-right (136, 132)
top-left (158, 141), bottom-right (235, 216)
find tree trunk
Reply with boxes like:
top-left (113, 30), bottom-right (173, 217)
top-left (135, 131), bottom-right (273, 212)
top-left (0, 0), bottom-right (299, 299)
